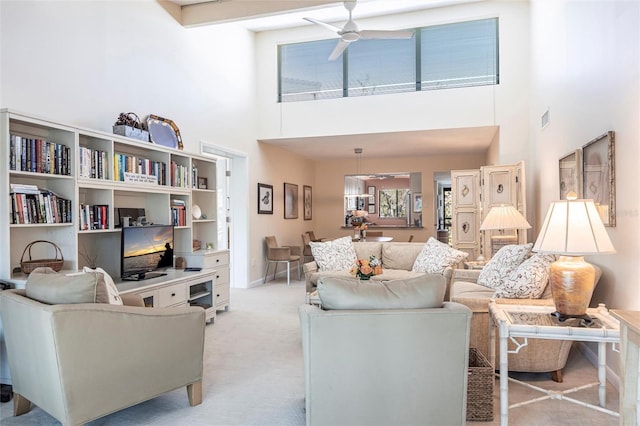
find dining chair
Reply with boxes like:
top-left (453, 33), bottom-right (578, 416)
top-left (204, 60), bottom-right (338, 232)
top-left (264, 236), bottom-right (301, 286)
top-left (306, 230), bottom-right (324, 242)
top-left (408, 235), bottom-right (414, 242)
top-left (301, 233), bottom-right (314, 263)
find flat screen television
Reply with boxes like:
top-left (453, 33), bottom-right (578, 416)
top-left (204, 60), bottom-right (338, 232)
top-left (121, 225), bottom-right (174, 280)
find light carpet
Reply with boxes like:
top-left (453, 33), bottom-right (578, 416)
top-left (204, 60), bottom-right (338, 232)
top-left (0, 276), bottom-right (620, 425)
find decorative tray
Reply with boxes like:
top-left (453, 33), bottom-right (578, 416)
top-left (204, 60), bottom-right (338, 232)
top-left (147, 114), bottom-right (183, 150)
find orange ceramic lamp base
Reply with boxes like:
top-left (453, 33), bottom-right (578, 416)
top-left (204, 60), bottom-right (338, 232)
top-left (549, 256), bottom-right (596, 317)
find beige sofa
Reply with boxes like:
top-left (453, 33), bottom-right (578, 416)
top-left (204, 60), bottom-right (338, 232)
top-left (303, 241), bottom-right (455, 294)
top-left (1, 289), bottom-right (205, 425)
top-left (450, 266), bottom-right (602, 381)
top-left (300, 275), bottom-right (472, 425)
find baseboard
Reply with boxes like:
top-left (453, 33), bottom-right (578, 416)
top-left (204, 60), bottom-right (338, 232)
top-left (575, 341), bottom-right (620, 391)
top-left (250, 268), bottom-right (303, 288)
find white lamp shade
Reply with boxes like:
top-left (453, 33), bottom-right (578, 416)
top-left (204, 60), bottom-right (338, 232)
top-left (533, 198), bottom-right (615, 255)
top-left (479, 205), bottom-right (531, 231)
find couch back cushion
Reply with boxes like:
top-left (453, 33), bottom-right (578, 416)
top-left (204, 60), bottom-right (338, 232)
top-left (381, 243), bottom-right (424, 270)
top-left (26, 267), bottom-right (111, 304)
top-left (353, 242), bottom-right (383, 262)
top-left (310, 236), bottom-right (357, 272)
top-left (317, 275), bottom-right (445, 310)
top-left (412, 237), bottom-right (469, 274)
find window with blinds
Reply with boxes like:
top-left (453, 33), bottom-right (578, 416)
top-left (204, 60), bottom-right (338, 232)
top-left (278, 18), bottom-right (498, 103)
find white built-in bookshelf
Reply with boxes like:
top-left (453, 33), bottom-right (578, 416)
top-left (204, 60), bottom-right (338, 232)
top-left (0, 109), bottom-right (223, 282)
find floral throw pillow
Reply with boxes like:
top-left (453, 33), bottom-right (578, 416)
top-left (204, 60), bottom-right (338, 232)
top-left (309, 236), bottom-right (357, 272)
top-left (477, 243), bottom-right (533, 289)
top-left (412, 237), bottom-right (469, 274)
top-left (493, 253), bottom-right (555, 298)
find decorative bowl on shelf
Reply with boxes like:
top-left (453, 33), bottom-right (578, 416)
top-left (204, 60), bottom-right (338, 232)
top-left (192, 205), bottom-right (202, 220)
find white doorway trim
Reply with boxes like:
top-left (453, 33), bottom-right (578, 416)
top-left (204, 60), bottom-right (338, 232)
top-left (201, 142), bottom-right (249, 289)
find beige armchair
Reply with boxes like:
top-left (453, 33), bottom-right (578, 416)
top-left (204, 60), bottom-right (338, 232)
top-left (0, 289), bottom-right (205, 425)
top-left (450, 266), bottom-right (602, 382)
top-left (264, 236), bottom-right (302, 286)
top-left (300, 275), bottom-right (472, 425)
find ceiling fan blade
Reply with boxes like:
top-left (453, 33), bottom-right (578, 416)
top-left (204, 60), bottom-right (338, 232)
top-left (303, 17), bottom-right (342, 33)
top-left (359, 29), bottom-right (415, 40)
top-left (328, 39), bottom-right (350, 61)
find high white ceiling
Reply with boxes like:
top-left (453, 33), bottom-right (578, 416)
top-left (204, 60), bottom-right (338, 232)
top-left (164, 0), bottom-right (494, 159)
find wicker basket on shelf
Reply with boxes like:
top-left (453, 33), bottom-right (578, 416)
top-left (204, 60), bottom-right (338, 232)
top-left (20, 240), bottom-right (64, 274)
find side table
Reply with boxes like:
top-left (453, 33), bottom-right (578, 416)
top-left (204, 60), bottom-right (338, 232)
top-left (489, 301), bottom-right (620, 426)
top-left (611, 310), bottom-right (640, 425)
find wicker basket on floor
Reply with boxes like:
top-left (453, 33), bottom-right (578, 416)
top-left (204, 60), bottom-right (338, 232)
top-left (467, 347), bottom-right (494, 421)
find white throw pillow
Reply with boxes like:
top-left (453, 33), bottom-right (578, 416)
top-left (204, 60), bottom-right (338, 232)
top-left (309, 236), bottom-right (357, 272)
top-left (411, 237), bottom-right (469, 274)
top-left (477, 243), bottom-right (533, 290)
top-left (493, 253), bottom-right (555, 298)
top-left (82, 266), bottom-right (123, 305)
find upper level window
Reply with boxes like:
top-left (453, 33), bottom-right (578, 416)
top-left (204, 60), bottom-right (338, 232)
top-left (278, 18), bottom-right (498, 103)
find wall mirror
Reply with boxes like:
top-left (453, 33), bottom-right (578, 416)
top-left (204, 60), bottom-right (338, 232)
top-left (343, 172), bottom-right (422, 227)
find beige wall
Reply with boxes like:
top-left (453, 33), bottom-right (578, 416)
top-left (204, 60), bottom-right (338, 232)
top-left (312, 153), bottom-right (486, 244)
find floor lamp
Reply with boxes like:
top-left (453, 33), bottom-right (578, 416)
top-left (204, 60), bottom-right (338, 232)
top-left (480, 205), bottom-right (531, 258)
top-left (532, 192), bottom-right (615, 322)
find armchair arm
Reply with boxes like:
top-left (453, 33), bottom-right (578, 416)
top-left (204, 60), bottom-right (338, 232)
top-left (283, 245), bottom-right (302, 258)
top-left (268, 247), bottom-right (291, 261)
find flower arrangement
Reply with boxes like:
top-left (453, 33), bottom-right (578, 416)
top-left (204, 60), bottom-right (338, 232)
top-left (350, 255), bottom-right (383, 280)
top-left (354, 223), bottom-right (368, 231)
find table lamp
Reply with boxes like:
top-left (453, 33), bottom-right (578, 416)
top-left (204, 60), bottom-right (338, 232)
top-left (532, 192), bottom-right (615, 321)
top-left (480, 205), bottom-right (531, 257)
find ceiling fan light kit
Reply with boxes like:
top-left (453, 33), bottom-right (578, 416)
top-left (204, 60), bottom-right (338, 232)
top-left (304, 0), bottom-right (415, 61)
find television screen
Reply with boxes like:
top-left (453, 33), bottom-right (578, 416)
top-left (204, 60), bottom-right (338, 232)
top-left (121, 225), bottom-right (174, 280)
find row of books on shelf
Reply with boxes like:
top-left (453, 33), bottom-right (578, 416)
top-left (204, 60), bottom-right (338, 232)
top-left (9, 135), bottom-right (71, 175)
top-left (172, 161), bottom-right (190, 188)
top-left (79, 147), bottom-right (109, 180)
top-left (171, 199), bottom-right (186, 226)
top-left (79, 204), bottom-right (109, 230)
top-left (113, 153), bottom-right (166, 184)
top-left (9, 184), bottom-right (72, 225)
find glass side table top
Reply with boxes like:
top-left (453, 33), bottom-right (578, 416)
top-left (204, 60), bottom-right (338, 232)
top-left (505, 310), bottom-right (608, 329)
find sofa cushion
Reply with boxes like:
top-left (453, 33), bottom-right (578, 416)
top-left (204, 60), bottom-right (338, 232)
top-left (477, 243), bottom-right (532, 289)
top-left (317, 275), bottom-right (445, 310)
top-left (353, 242), bottom-right (383, 263)
top-left (493, 253), bottom-right (555, 299)
top-left (310, 236), bottom-right (357, 272)
top-left (450, 281), bottom-right (496, 312)
top-left (382, 243), bottom-right (424, 270)
top-left (82, 266), bottom-right (123, 305)
top-left (412, 237), bottom-right (468, 274)
top-left (309, 269), bottom-right (427, 287)
top-left (26, 267), bottom-right (111, 304)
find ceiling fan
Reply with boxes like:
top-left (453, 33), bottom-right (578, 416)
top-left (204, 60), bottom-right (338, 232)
top-left (304, 0), bottom-right (415, 61)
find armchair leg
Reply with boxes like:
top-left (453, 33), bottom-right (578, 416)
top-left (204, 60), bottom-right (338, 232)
top-left (187, 381), bottom-right (202, 406)
top-left (13, 393), bottom-right (32, 416)
top-left (551, 369), bottom-right (563, 383)
top-left (263, 261), bottom-right (270, 283)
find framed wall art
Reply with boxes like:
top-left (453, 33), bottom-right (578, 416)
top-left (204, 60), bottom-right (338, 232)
top-left (303, 185), bottom-right (312, 220)
top-left (198, 177), bottom-right (208, 189)
top-left (367, 186), bottom-right (375, 204)
top-left (284, 182), bottom-right (299, 219)
top-left (257, 183), bottom-right (273, 214)
top-left (413, 193), bottom-right (423, 213)
top-left (559, 149), bottom-right (582, 200)
top-left (582, 131), bottom-right (615, 226)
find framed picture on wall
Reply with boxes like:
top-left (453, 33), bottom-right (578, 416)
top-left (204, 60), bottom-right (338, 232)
top-left (367, 186), bottom-right (375, 204)
top-left (413, 193), bottom-right (423, 213)
top-left (257, 183), bottom-right (273, 214)
top-left (559, 149), bottom-right (582, 200)
top-left (303, 185), bottom-right (312, 220)
top-left (582, 131), bottom-right (615, 226)
top-left (284, 182), bottom-right (298, 219)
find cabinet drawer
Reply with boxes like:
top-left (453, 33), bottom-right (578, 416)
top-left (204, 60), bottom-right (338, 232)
top-left (213, 267), bottom-right (230, 285)
top-left (203, 251), bottom-right (229, 269)
top-left (158, 283), bottom-right (187, 307)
